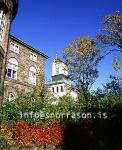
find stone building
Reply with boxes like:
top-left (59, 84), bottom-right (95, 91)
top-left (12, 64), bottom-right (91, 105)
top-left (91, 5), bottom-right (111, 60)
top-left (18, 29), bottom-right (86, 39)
top-left (48, 56), bottom-right (78, 100)
top-left (0, 0), bottom-right (48, 103)
top-left (0, 0), bottom-right (18, 104)
top-left (4, 35), bottom-right (48, 101)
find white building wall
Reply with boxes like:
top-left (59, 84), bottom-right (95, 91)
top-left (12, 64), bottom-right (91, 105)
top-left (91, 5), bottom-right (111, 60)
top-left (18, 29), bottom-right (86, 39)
top-left (50, 58), bottom-right (78, 100)
top-left (52, 61), bottom-right (68, 76)
top-left (52, 61), bottom-right (56, 76)
top-left (49, 83), bottom-right (78, 100)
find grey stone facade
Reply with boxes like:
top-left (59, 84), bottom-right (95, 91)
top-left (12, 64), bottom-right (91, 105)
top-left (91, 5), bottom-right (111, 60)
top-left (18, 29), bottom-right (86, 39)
top-left (0, 0), bottom-right (18, 105)
top-left (4, 35), bottom-right (48, 100)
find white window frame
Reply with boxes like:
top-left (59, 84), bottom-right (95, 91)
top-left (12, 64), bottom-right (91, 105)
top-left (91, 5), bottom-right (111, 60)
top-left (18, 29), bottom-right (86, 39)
top-left (30, 52), bottom-right (37, 62)
top-left (28, 66), bottom-right (37, 85)
top-left (7, 58), bottom-right (18, 80)
top-left (8, 93), bottom-right (15, 101)
top-left (10, 42), bottom-right (19, 54)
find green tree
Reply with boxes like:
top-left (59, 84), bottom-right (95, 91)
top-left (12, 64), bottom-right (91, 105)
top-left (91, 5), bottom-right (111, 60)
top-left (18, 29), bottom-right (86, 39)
top-left (92, 74), bottom-right (122, 108)
top-left (113, 56), bottom-right (122, 79)
top-left (63, 37), bottom-right (101, 102)
top-left (104, 75), bottom-right (122, 95)
top-left (96, 11), bottom-right (122, 55)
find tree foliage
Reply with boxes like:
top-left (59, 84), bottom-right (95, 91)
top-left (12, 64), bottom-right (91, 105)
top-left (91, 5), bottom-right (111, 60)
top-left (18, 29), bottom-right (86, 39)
top-left (93, 75), bottom-right (122, 109)
top-left (104, 75), bottom-right (122, 96)
top-left (113, 56), bottom-right (122, 79)
top-left (63, 37), bottom-right (101, 101)
top-left (96, 11), bottom-right (122, 54)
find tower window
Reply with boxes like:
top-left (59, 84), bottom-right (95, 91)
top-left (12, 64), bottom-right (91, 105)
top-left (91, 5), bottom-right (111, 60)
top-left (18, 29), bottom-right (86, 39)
top-left (0, 9), bottom-right (5, 43)
top-left (56, 67), bottom-right (59, 75)
top-left (28, 66), bottom-right (37, 85)
top-left (52, 87), bottom-right (54, 93)
top-left (61, 86), bottom-right (63, 92)
top-left (7, 58), bottom-right (18, 79)
top-left (30, 53), bottom-right (37, 62)
top-left (56, 87), bottom-right (59, 93)
top-left (10, 42), bottom-right (19, 54)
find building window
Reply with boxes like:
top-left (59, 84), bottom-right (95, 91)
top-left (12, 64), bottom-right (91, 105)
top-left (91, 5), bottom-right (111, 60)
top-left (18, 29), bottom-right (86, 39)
top-left (56, 87), bottom-right (59, 93)
top-left (52, 87), bottom-right (54, 93)
top-left (8, 93), bottom-right (15, 101)
top-left (30, 53), bottom-right (37, 62)
top-left (28, 66), bottom-right (36, 85)
top-left (61, 86), bottom-right (63, 92)
top-left (0, 54), bottom-right (3, 83)
top-left (0, 9), bottom-right (5, 42)
top-left (7, 58), bottom-right (18, 79)
top-left (10, 42), bottom-right (19, 54)
top-left (55, 66), bottom-right (59, 75)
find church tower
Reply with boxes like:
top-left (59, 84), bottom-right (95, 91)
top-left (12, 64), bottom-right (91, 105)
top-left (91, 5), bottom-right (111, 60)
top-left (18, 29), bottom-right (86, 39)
top-left (49, 56), bottom-right (77, 100)
top-left (52, 56), bottom-right (68, 83)
top-left (0, 0), bottom-right (18, 105)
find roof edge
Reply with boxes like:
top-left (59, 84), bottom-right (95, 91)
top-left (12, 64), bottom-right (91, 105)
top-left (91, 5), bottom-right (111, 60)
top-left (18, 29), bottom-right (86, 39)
top-left (9, 35), bottom-right (49, 59)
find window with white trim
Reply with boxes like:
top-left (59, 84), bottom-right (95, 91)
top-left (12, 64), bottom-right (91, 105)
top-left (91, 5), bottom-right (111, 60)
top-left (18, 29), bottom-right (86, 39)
top-left (61, 86), bottom-right (63, 92)
top-left (30, 53), bottom-right (37, 62)
top-left (52, 87), bottom-right (54, 93)
top-left (0, 9), bottom-right (5, 42)
top-left (8, 93), bottom-right (15, 101)
top-left (28, 66), bottom-right (37, 85)
top-left (56, 86), bottom-right (59, 93)
top-left (10, 42), bottom-right (19, 54)
top-left (7, 58), bottom-right (18, 79)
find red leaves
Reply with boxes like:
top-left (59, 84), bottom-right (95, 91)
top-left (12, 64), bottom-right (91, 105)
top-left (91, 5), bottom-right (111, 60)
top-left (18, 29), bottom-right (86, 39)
top-left (14, 120), bottom-right (94, 147)
top-left (32, 124), bottom-right (45, 147)
top-left (14, 121), bottom-right (66, 147)
top-left (15, 121), bottom-right (45, 147)
top-left (45, 124), bottom-right (66, 146)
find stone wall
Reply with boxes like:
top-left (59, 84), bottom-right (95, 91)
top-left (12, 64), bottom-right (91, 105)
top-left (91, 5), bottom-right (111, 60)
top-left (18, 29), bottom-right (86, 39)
top-left (4, 36), bottom-right (46, 99)
top-left (0, 0), bottom-right (15, 104)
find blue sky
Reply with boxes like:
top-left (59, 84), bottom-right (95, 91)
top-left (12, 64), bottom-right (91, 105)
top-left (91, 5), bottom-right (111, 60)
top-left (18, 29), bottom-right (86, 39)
top-left (11, 0), bottom-right (122, 90)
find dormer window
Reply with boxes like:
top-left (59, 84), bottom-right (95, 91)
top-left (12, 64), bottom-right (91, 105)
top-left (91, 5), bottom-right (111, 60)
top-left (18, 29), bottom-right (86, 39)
top-left (10, 42), bottom-right (19, 54)
top-left (30, 52), bottom-right (37, 62)
top-left (0, 9), bottom-right (5, 42)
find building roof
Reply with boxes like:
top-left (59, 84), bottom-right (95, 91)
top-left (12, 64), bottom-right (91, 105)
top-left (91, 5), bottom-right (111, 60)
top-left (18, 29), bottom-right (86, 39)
top-left (54, 55), bottom-right (66, 64)
top-left (10, 35), bottom-right (49, 59)
top-left (48, 81), bottom-right (70, 86)
top-left (55, 58), bottom-right (63, 63)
